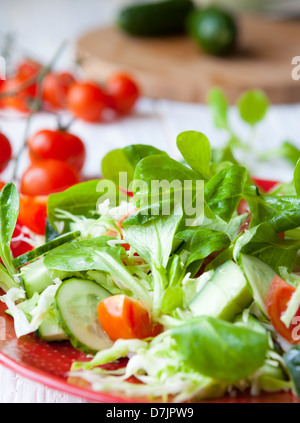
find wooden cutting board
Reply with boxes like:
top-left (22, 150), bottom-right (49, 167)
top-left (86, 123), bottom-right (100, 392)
top-left (76, 15), bottom-right (300, 104)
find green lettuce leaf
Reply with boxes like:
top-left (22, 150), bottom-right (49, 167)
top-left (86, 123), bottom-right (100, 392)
top-left (171, 316), bottom-right (268, 382)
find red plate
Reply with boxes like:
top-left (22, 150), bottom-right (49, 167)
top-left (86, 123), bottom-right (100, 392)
top-left (0, 177), bottom-right (298, 403)
top-left (0, 298), bottom-right (299, 403)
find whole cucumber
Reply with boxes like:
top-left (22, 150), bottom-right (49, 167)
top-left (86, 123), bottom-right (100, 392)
top-left (117, 0), bottom-right (195, 37)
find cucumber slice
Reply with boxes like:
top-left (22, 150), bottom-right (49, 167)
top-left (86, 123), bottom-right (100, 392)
top-left (37, 308), bottom-right (68, 342)
top-left (189, 260), bottom-right (252, 321)
top-left (12, 231), bottom-right (81, 268)
top-left (56, 278), bottom-right (113, 354)
top-left (239, 254), bottom-right (276, 316)
top-left (20, 258), bottom-right (67, 298)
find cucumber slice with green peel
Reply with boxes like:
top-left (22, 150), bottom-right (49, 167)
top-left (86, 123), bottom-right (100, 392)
top-left (37, 308), bottom-right (68, 342)
top-left (20, 258), bottom-right (68, 298)
top-left (56, 278), bottom-right (113, 354)
top-left (189, 260), bottom-right (252, 321)
top-left (12, 231), bottom-right (81, 268)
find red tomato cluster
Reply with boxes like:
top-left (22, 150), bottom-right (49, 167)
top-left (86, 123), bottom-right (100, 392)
top-left (0, 58), bottom-right (140, 245)
top-left (0, 58), bottom-right (140, 122)
top-left (0, 59), bottom-right (40, 113)
top-left (19, 128), bottom-right (86, 233)
top-left (65, 73), bottom-right (140, 122)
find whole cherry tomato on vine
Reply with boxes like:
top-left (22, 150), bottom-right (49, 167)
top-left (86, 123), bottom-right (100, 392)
top-left (42, 72), bottom-right (75, 110)
top-left (18, 195), bottom-right (48, 235)
top-left (0, 132), bottom-right (12, 173)
top-left (106, 73), bottom-right (140, 115)
top-left (1, 75), bottom-right (37, 113)
top-left (67, 81), bottom-right (108, 123)
top-left (16, 59), bottom-right (42, 80)
top-left (20, 159), bottom-right (80, 196)
top-left (27, 129), bottom-right (86, 173)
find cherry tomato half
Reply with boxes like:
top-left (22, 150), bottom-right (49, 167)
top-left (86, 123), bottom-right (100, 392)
top-left (42, 72), bottom-right (75, 110)
top-left (237, 198), bottom-right (250, 215)
top-left (20, 159), bottom-right (80, 196)
top-left (28, 129), bottom-right (86, 172)
top-left (97, 295), bottom-right (158, 341)
top-left (11, 221), bottom-right (34, 258)
top-left (267, 275), bottom-right (300, 344)
top-left (0, 132), bottom-right (12, 173)
top-left (67, 81), bottom-right (108, 122)
top-left (106, 73), bottom-right (140, 115)
top-left (252, 178), bottom-right (279, 194)
top-left (18, 195), bottom-right (48, 235)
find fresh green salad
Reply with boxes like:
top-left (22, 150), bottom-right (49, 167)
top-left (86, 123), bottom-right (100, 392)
top-left (2, 128), bottom-right (300, 402)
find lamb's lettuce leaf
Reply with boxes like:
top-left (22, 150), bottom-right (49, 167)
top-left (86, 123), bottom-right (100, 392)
top-left (171, 316), bottom-right (268, 382)
top-left (284, 345), bottom-right (300, 397)
top-left (234, 223), bottom-right (300, 273)
top-left (0, 183), bottom-right (19, 277)
top-left (204, 165), bottom-right (247, 223)
top-left (293, 158), bottom-right (300, 196)
top-left (47, 179), bottom-right (127, 232)
top-left (175, 227), bottom-right (230, 276)
top-left (244, 188), bottom-right (300, 233)
top-left (176, 131), bottom-right (211, 179)
top-left (101, 144), bottom-right (168, 189)
top-left (123, 202), bottom-right (183, 315)
top-left (238, 89), bottom-right (269, 126)
top-left (44, 236), bottom-right (151, 304)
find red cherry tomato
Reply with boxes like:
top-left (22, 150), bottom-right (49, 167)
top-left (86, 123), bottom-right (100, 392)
top-left (237, 198), bottom-right (250, 215)
top-left (11, 221), bottom-right (34, 258)
top-left (252, 178), bottom-right (279, 194)
top-left (0, 80), bottom-right (6, 108)
top-left (27, 129), bottom-right (86, 172)
top-left (20, 159), bottom-right (80, 196)
top-left (267, 276), bottom-right (300, 344)
top-left (18, 195), bottom-right (48, 235)
top-left (0, 181), bottom-right (5, 191)
top-left (67, 81), bottom-right (108, 122)
top-left (42, 72), bottom-right (75, 110)
top-left (106, 73), bottom-right (140, 115)
top-left (17, 59), bottom-right (41, 79)
top-left (0, 132), bottom-right (12, 173)
top-left (97, 295), bottom-right (159, 341)
top-left (2, 75), bottom-right (37, 113)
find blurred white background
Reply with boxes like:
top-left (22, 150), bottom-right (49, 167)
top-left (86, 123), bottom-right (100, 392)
top-left (0, 0), bottom-right (130, 67)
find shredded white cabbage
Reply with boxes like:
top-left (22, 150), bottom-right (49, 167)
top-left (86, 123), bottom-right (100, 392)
top-left (0, 280), bottom-right (62, 338)
top-left (70, 334), bottom-right (226, 403)
top-left (97, 200), bottom-right (136, 222)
